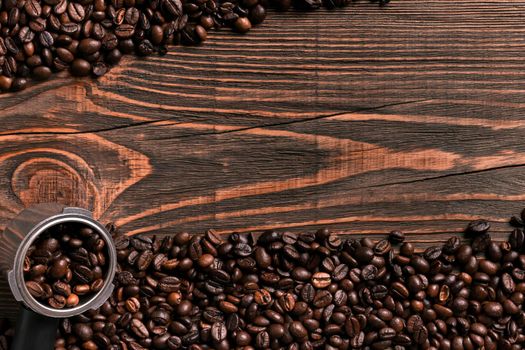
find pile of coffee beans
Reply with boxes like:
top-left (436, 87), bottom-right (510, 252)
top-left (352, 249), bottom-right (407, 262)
top-left (0, 0), bottom-right (388, 93)
top-left (5, 210), bottom-right (525, 349)
top-left (24, 222), bottom-right (109, 309)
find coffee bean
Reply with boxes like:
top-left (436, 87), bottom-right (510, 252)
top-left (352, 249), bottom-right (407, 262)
top-left (254, 289), bottom-right (272, 306)
top-left (26, 281), bottom-right (44, 298)
top-left (374, 239), bottom-right (391, 255)
top-left (130, 318), bottom-right (149, 338)
top-left (115, 24), bottom-right (135, 38)
top-left (32, 66), bottom-right (52, 80)
top-left (388, 230), bottom-right (405, 244)
top-left (234, 17), bottom-right (251, 33)
top-left (350, 332), bottom-right (365, 348)
top-left (412, 325), bottom-right (428, 345)
top-left (39, 31), bottom-right (54, 47)
top-left (313, 289), bottom-right (332, 308)
top-left (311, 272), bottom-right (331, 288)
top-left (92, 62), bottom-right (109, 77)
top-left (79, 38), bottom-right (102, 55)
top-left (48, 294), bottom-right (66, 309)
top-left (74, 323), bottom-right (93, 341)
top-left (0, 75), bottom-right (13, 91)
top-left (11, 78), bottom-right (27, 92)
top-left (482, 301), bottom-right (503, 318)
top-left (66, 293), bottom-right (79, 307)
top-left (18, 27), bottom-right (35, 44)
top-left (467, 219), bottom-right (490, 234)
top-left (49, 258), bottom-right (69, 279)
top-left (289, 321), bottom-right (307, 339)
top-left (25, 0), bottom-right (42, 17)
top-left (197, 253), bottom-right (214, 268)
top-left (355, 247), bottom-right (374, 264)
top-left (291, 267), bottom-right (311, 281)
top-left (53, 281), bottom-right (72, 296)
top-left (163, 0), bottom-right (183, 17)
top-left (255, 331), bottom-right (270, 348)
top-left (345, 317), bottom-right (360, 337)
top-left (378, 327), bottom-right (396, 340)
top-left (361, 264), bottom-right (378, 280)
top-left (331, 263), bottom-right (348, 281)
top-left (70, 59), bottom-right (91, 76)
top-left (136, 249), bottom-right (154, 270)
top-left (68, 2), bottom-right (85, 21)
top-left (423, 246), bottom-right (442, 261)
top-left (210, 322), bottom-right (227, 342)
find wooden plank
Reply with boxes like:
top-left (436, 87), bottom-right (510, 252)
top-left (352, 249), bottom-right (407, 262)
top-left (0, 1), bottom-right (524, 247)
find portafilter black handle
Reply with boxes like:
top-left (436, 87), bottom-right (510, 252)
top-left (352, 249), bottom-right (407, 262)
top-left (11, 306), bottom-right (59, 350)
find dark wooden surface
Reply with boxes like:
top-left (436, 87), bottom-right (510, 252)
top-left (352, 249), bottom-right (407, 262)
top-left (0, 0), bottom-right (524, 246)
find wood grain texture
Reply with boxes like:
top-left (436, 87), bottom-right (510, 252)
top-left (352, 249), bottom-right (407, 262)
top-left (0, 0), bottom-right (524, 246)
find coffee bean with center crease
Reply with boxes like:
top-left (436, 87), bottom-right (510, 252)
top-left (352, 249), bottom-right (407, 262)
top-left (48, 294), bottom-right (66, 309)
top-left (210, 322), bottom-right (227, 342)
top-left (130, 318), bottom-right (149, 338)
top-left (68, 2), bottom-right (85, 22)
top-left (361, 264), bottom-right (378, 281)
top-left (311, 272), bottom-right (331, 288)
top-left (26, 281), bottom-right (44, 298)
top-left (412, 325), bottom-right (428, 345)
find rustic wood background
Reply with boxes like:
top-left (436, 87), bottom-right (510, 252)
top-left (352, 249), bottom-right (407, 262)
top-left (0, 0), bottom-right (524, 247)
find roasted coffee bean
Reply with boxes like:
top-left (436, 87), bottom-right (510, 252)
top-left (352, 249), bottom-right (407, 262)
top-left (210, 322), bottom-right (227, 342)
top-left (39, 31), bottom-right (54, 47)
top-left (374, 239), bottom-right (391, 255)
top-left (130, 318), bottom-right (149, 338)
top-left (361, 264), bottom-right (378, 280)
top-left (467, 219), bottom-right (490, 234)
top-left (313, 289), bottom-right (332, 308)
top-left (78, 38), bottom-right (101, 55)
top-left (68, 2), bottom-right (85, 21)
top-left (482, 301), bottom-right (503, 318)
top-left (70, 58), bottom-right (91, 76)
top-left (311, 272), bottom-right (331, 288)
top-left (48, 294), bottom-right (67, 309)
top-left (25, 0), bottom-right (42, 17)
top-left (32, 66), bottom-right (52, 80)
top-left (115, 24), bottom-right (135, 38)
top-left (53, 281), bottom-right (72, 296)
top-left (412, 325), bottom-right (428, 345)
top-left (389, 230), bottom-right (405, 244)
top-left (26, 281), bottom-right (44, 298)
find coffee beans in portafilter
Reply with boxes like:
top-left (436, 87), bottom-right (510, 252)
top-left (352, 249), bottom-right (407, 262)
top-left (1, 211), bottom-right (523, 349)
top-left (0, 0), bottom-right (388, 93)
top-left (23, 222), bottom-right (109, 309)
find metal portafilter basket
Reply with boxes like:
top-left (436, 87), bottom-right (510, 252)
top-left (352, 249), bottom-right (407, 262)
top-left (0, 203), bottom-right (117, 350)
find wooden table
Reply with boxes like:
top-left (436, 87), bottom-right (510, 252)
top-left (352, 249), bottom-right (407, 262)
top-left (0, 0), bottom-right (524, 247)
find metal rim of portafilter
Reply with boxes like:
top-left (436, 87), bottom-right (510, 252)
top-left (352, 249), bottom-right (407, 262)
top-left (2, 204), bottom-right (117, 318)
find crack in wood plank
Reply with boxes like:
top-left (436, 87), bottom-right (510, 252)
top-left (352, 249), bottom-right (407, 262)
top-left (0, 99), bottom-right (431, 137)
